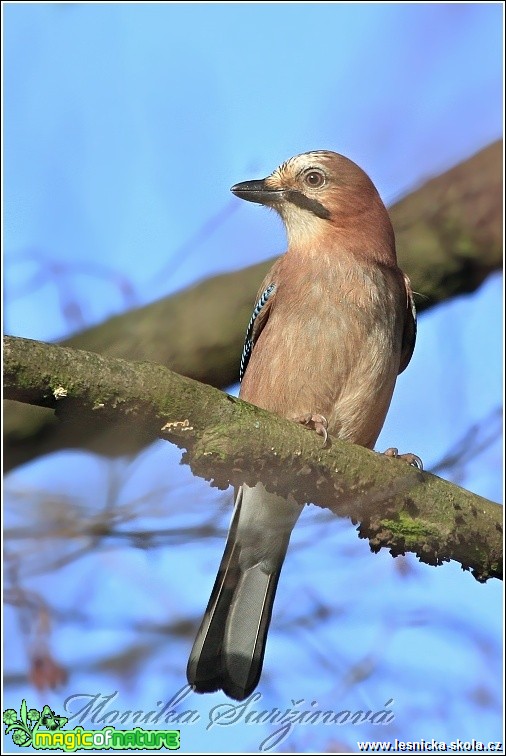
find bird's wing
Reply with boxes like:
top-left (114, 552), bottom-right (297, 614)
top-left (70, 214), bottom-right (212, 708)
top-left (398, 273), bottom-right (417, 375)
top-left (239, 281), bottom-right (277, 381)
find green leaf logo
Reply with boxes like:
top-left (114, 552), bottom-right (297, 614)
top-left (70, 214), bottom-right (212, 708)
top-left (3, 699), bottom-right (68, 748)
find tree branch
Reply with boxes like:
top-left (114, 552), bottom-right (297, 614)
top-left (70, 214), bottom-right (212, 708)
top-left (4, 335), bottom-right (502, 583)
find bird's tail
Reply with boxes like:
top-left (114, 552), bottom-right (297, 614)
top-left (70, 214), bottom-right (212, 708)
top-left (187, 483), bottom-right (302, 701)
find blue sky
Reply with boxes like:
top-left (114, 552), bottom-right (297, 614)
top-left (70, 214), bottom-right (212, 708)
top-left (3, 3), bottom-right (503, 753)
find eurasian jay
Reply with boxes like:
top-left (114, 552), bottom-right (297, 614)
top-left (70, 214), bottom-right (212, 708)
top-left (187, 151), bottom-right (417, 701)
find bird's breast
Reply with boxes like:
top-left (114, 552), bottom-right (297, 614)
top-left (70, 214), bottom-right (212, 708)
top-left (239, 260), bottom-right (405, 449)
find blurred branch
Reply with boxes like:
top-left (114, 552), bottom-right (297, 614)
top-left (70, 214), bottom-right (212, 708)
top-left (3, 141), bottom-right (502, 470)
top-left (4, 335), bottom-right (502, 583)
top-left (430, 406), bottom-right (502, 480)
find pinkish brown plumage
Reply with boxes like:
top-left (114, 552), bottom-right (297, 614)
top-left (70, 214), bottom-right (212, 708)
top-left (187, 151), bottom-right (416, 701)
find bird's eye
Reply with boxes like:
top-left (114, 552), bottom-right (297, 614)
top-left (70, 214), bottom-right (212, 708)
top-left (303, 169), bottom-right (325, 188)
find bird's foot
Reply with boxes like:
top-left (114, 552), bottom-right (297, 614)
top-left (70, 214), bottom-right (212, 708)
top-left (293, 413), bottom-right (329, 447)
top-left (382, 447), bottom-right (423, 470)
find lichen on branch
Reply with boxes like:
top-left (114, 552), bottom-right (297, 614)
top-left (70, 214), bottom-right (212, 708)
top-left (4, 335), bottom-right (502, 583)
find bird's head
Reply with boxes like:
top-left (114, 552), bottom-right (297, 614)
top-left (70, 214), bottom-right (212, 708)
top-left (231, 151), bottom-right (394, 258)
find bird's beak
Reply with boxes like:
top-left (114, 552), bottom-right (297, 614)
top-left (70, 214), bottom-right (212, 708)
top-left (231, 179), bottom-right (284, 206)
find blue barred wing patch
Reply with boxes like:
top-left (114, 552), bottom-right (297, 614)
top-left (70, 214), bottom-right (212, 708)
top-left (410, 290), bottom-right (417, 340)
top-left (239, 283), bottom-right (276, 381)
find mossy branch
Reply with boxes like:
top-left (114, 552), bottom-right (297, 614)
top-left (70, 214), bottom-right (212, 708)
top-left (4, 335), bottom-right (502, 583)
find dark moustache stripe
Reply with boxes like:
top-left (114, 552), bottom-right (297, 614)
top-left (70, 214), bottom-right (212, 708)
top-left (285, 190), bottom-right (331, 220)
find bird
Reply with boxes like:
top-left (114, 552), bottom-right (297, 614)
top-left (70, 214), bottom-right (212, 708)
top-left (187, 150), bottom-right (417, 701)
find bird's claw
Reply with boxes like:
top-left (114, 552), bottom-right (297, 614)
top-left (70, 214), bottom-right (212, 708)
top-left (382, 447), bottom-right (423, 470)
top-left (293, 413), bottom-right (329, 447)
